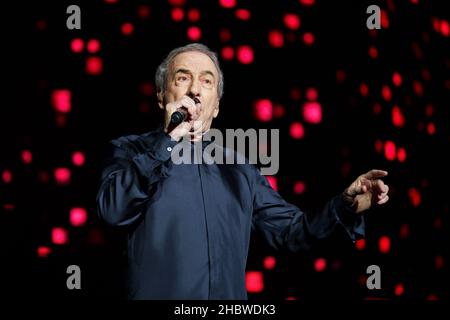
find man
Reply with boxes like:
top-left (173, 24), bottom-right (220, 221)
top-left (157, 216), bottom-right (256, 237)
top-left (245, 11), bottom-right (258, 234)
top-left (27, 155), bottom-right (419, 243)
top-left (96, 43), bottom-right (389, 299)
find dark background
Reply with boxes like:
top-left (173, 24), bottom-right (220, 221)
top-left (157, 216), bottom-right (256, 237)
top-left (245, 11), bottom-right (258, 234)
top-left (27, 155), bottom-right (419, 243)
top-left (1, 0), bottom-right (448, 300)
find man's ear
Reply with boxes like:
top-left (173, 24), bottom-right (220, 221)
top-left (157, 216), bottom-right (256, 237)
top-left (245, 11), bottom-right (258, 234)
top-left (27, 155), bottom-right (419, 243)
top-left (157, 90), bottom-right (165, 110)
top-left (213, 100), bottom-right (220, 118)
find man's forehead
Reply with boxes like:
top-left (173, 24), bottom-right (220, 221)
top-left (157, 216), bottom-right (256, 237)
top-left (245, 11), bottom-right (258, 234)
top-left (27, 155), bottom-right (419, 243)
top-left (171, 51), bottom-right (218, 76)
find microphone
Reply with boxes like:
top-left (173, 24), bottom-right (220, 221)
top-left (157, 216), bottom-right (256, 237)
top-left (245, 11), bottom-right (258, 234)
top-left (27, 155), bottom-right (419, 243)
top-left (170, 108), bottom-right (188, 125)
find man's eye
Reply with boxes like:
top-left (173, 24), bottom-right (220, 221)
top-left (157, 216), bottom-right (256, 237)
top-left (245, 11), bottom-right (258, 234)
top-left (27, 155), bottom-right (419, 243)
top-left (177, 76), bottom-right (188, 81)
top-left (204, 79), bottom-right (212, 85)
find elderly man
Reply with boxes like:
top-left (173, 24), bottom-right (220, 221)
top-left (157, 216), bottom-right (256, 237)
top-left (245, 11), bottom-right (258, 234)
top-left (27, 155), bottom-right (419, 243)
top-left (96, 43), bottom-right (389, 299)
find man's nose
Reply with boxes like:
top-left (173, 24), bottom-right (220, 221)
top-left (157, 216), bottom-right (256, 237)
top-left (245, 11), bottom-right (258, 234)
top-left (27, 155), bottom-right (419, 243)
top-left (188, 78), bottom-right (201, 97)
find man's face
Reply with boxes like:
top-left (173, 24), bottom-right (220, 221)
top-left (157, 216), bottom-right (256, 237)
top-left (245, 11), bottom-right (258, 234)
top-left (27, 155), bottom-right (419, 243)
top-left (158, 51), bottom-right (220, 133)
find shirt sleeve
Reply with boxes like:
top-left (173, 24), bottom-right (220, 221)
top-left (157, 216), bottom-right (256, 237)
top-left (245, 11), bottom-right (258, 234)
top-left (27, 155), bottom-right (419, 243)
top-left (251, 167), bottom-right (364, 252)
top-left (96, 131), bottom-right (177, 227)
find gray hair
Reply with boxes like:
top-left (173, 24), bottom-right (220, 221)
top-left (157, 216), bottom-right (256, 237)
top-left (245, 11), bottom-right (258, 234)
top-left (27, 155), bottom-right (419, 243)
top-left (155, 43), bottom-right (224, 99)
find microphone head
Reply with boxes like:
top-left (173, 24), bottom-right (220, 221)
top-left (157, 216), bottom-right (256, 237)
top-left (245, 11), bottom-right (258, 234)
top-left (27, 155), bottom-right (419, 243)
top-left (170, 110), bottom-right (186, 125)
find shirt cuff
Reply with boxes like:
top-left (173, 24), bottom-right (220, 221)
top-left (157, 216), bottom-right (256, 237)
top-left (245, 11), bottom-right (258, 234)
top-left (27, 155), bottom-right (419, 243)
top-left (332, 194), bottom-right (365, 242)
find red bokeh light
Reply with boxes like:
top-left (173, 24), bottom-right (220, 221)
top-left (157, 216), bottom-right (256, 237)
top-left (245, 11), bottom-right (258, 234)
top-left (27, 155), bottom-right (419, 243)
top-left (70, 207), bottom-right (88, 227)
top-left (306, 87), bottom-right (318, 101)
top-left (274, 104), bottom-right (285, 118)
top-left (435, 255), bottom-right (444, 269)
top-left (379, 235), bottom-right (391, 254)
top-left (382, 85), bottom-right (392, 102)
top-left (397, 147), bottom-right (407, 162)
top-left (356, 239), bottom-right (365, 250)
top-left (54, 167), bottom-right (71, 185)
top-left (137, 5), bottom-right (151, 19)
top-left (290, 122), bottom-right (305, 139)
top-left (284, 14), bottom-right (301, 30)
top-left (37, 246), bottom-right (52, 258)
top-left (237, 45), bottom-right (254, 64)
top-left (392, 72), bottom-right (402, 86)
top-left (87, 39), bottom-right (101, 53)
top-left (52, 89), bottom-right (72, 113)
top-left (268, 30), bottom-right (284, 48)
top-left (235, 9), bottom-right (251, 21)
top-left (427, 122), bottom-right (436, 135)
top-left (220, 0), bottom-right (236, 9)
top-left (187, 26), bottom-right (202, 41)
top-left (392, 105), bottom-right (405, 128)
top-left (368, 46), bottom-right (378, 59)
top-left (2, 169), bottom-right (13, 184)
top-left (121, 22), bottom-right (134, 36)
top-left (408, 187), bottom-right (421, 207)
top-left (360, 83), bottom-right (369, 97)
top-left (221, 46), bottom-right (234, 60)
top-left (303, 32), bottom-right (315, 46)
top-left (171, 8), bottom-right (184, 22)
top-left (299, 0), bottom-right (315, 6)
top-left (254, 99), bottom-right (273, 122)
top-left (314, 258), bottom-right (326, 272)
top-left (246, 271), bottom-right (264, 293)
top-left (187, 8), bottom-right (200, 22)
top-left (71, 38), bottom-right (84, 53)
top-left (72, 151), bottom-right (85, 166)
top-left (303, 101), bottom-right (322, 124)
top-left (293, 181), bottom-right (306, 194)
top-left (395, 283), bottom-right (404, 296)
top-left (52, 227), bottom-right (68, 245)
top-left (400, 223), bottom-right (410, 239)
top-left (266, 176), bottom-right (278, 191)
top-left (21, 150), bottom-right (33, 165)
top-left (263, 256), bottom-right (276, 270)
top-left (384, 140), bottom-right (396, 161)
top-left (86, 57), bottom-right (103, 75)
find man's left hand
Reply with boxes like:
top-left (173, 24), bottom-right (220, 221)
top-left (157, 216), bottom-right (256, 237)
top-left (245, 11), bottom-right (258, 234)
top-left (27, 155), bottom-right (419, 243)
top-left (343, 169), bottom-right (390, 214)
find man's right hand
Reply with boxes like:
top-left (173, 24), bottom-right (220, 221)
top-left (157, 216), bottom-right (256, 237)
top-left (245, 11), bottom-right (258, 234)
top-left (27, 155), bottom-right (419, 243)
top-left (165, 95), bottom-right (202, 141)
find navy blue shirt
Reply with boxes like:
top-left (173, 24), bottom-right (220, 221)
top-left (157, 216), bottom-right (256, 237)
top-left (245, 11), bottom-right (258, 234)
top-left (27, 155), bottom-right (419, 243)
top-left (96, 127), bottom-right (364, 299)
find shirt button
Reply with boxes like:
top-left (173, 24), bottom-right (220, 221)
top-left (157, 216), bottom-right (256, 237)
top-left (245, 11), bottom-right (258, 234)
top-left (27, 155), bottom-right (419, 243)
top-left (167, 146), bottom-right (172, 152)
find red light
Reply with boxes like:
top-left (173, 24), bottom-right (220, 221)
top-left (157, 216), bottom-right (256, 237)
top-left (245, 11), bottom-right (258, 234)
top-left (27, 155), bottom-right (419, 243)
top-left (220, 29), bottom-right (231, 42)
top-left (268, 30), bottom-right (284, 48)
top-left (427, 122), bottom-right (436, 135)
top-left (221, 46), bottom-right (234, 60)
top-left (368, 46), bottom-right (378, 59)
top-left (382, 85), bottom-right (392, 102)
top-left (51, 89), bottom-right (72, 113)
top-left (284, 14), bottom-right (300, 30)
top-left (373, 103), bottom-right (382, 115)
top-left (392, 72), bottom-right (402, 86)
top-left (408, 188), bottom-right (421, 207)
top-left (395, 283), bottom-right (404, 296)
top-left (137, 5), bottom-right (151, 19)
top-left (266, 176), bottom-right (278, 191)
top-left (290, 122), bottom-right (305, 139)
top-left (356, 239), bottom-right (365, 250)
top-left (87, 39), bottom-right (100, 53)
top-left (360, 83), bottom-right (369, 97)
top-left (52, 227), bottom-right (68, 245)
top-left (374, 139), bottom-right (383, 153)
top-left (246, 271), bottom-right (264, 293)
top-left (220, 0), bottom-right (236, 9)
top-left (306, 87), bottom-right (318, 101)
top-left (2, 169), bottom-right (12, 184)
top-left (237, 45), bottom-right (254, 64)
top-left (187, 8), bottom-right (200, 22)
top-left (121, 22), bottom-right (134, 36)
top-left (400, 223), bottom-right (410, 239)
top-left (274, 104), bottom-right (285, 118)
top-left (299, 0), bottom-right (315, 6)
top-left (54, 167), bottom-right (71, 185)
top-left (384, 140), bottom-right (396, 161)
top-left (21, 150), bottom-right (33, 164)
top-left (381, 10), bottom-right (389, 28)
top-left (37, 246), bottom-right (52, 258)
top-left (435, 255), bottom-right (444, 269)
top-left (171, 8), bottom-right (184, 22)
top-left (314, 258), bottom-right (326, 272)
top-left (440, 20), bottom-right (449, 37)
top-left (379, 235), bottom-right (391, 254)
top-left (303, 101), bottom-right (322, 124)
top-left (290, 88), bottom-right (301, 100)
top-left (336, 70), bottom-right (346, 83)
top-left (397, 147), bottom-right (407, 163)
top-left (70, 38), bottom-right (84, 53)
top-left (293, 181), bottom-right (306, 194)
top-left (86, 57), bottom-right (103, 75)
top-left (187, 26), bottom-right (202, 41)
top-left (427, 294), bottom-right (439, 301)
top-left (425, 104), bottom-right (434, 117)
top-left (413, 81), bottom-right (423, 96)
top-left (263, 256), bottom-right (276, 270)
top-left (72, 151), bottom-right (85, 166)
top-left (303, 32), bottom-right (314, 46)
top-left (70, 207), bottom-right (88, 227)
top-left (392, 105), bottom-right (405, 128)
top-left (254, 99), bottom-right (273, 122)
top-left (168, 0), bottom-right (186, 5)
top-left (235, 9), bottom-right (251, 21)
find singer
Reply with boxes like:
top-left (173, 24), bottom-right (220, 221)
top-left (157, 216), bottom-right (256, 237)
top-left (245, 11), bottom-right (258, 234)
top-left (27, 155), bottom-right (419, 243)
top-left (96, 43), bottom-right (390, 299)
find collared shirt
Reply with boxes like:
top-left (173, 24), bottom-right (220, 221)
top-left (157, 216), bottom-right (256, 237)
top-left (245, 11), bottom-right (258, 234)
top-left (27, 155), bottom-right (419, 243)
top-left (96, 127), bottom-right (364, 299)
